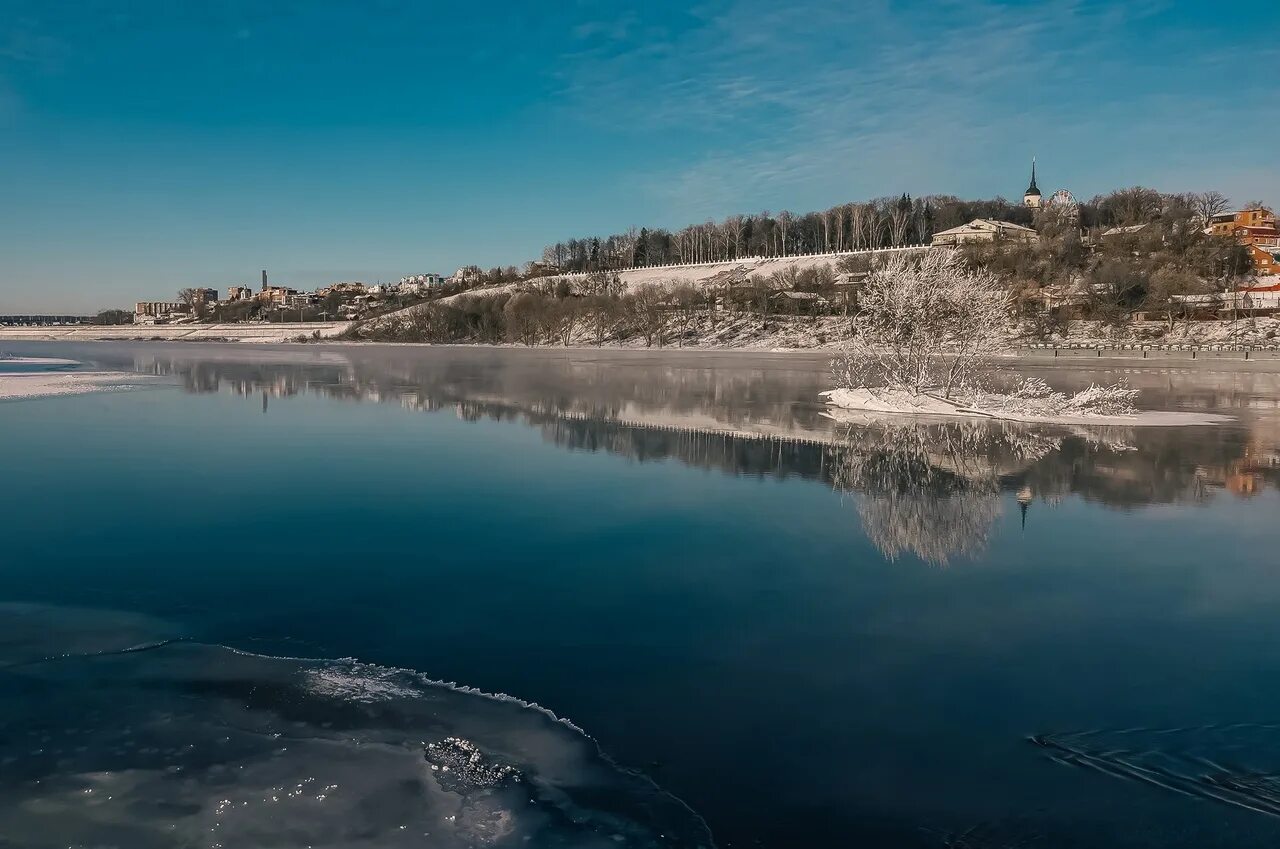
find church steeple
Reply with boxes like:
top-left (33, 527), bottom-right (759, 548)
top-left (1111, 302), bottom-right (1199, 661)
top-left (1023, 157), bottom-right (1042, 208)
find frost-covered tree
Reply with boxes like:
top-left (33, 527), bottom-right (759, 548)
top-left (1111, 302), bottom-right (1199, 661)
top-left (832, 249), bottom-right (1011, 399)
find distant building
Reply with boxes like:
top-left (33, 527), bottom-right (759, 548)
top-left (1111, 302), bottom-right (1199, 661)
top-left (1207, 207), bottom-right (1279, 247)
top-left (932, 219), bottom-right (1039, 247)
top-left (135, 301), bottom-right (187, 316)
top-left (253, 270), bottom-right (298, 304)
top-left (226, 286), bottom-right (254, 301)
top-left (1247, 243), bottom-right (1280, 276)
top-left (317, 282), bottom-right (368, 297)
top-left (257, 286), bottom-right (300, 306)
top-left (192, 287), bottom-right (218, 304)
top-left (134, 301), bottom-right (189, 323)
top-left (1033, 280), bottom-right (1095, 318)
top-left (1206, 207), bottom-right (1279, 275)
top-left (770, 290), bottom-right (829, 313)
top-left (523, 262), bottom-right (559, 277)
top-left (1023, 159), bottom-right (1042, 209)
top-left (399, 273), bottom-right (445, 289)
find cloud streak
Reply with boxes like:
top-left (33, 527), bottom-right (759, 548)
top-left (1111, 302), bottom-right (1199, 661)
top-left (550, 0), bottom-right (1277, 217)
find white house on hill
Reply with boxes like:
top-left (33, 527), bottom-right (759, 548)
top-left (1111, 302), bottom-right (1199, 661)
top-left (931, 219), bottom-right (1039, 247)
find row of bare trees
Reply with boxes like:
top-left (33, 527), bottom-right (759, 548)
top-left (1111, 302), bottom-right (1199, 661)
top-left (538, 188), bottom-right (1253, 275)
top-left (540, 195), bottom-right (945, 273)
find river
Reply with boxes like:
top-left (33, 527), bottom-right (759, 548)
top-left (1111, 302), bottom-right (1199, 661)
top-left (2, 342), bottom-right (1280, 848)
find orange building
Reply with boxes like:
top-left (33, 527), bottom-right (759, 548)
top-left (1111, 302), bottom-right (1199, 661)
top-left (1207, 207), bottom-right (1279, 246)
top-left (1247, 243), bottom-right (1280, 275)
top-left (1208, 207), bottom-right (1280, 277)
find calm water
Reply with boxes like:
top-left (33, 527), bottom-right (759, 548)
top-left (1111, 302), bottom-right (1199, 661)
top-left (3, 342), bottom-right (1280, 848)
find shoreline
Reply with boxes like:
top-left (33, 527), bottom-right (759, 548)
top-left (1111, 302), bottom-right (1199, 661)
top-left (8, 335), bottom-right (1280, 370)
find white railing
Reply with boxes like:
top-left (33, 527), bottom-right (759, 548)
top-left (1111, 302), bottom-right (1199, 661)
top-left (533, 244), bottom-right (929, 280)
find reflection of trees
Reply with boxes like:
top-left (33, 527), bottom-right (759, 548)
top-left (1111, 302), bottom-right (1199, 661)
top-left (832, 421), bottom-right (1060, 565)
top-left (856, 486), bottom-right (1002, 566)
top-left (1017, 426), bottom-right (1250, 509)
top-left (66, 347), bottom-right (1277, 512)
top-left (542, 417), bottom-right (829, 481)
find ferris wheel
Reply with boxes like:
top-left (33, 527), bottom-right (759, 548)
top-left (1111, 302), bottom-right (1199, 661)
top-left (1047, 189), bottom-right (1076, 207)
top-left (1046, 189), bottom-right (1079, 220)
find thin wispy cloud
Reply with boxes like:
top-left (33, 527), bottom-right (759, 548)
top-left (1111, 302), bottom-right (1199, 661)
top-left (1, 0), bottom-right (1275, 311)
top-left (548, 0), bottom-right (1276, 218)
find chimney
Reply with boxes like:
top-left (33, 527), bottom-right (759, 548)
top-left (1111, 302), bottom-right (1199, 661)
top-left (261, 269), bottom-right (268, 291)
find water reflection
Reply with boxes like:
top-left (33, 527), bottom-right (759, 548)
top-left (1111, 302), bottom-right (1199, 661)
top-left (829, 419), bottom-right (1062, 564)
top-left (52, 345), bottom-right (1280, 562)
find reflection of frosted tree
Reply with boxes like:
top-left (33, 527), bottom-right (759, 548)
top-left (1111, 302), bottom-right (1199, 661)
top-left (832, 420), bottom-right (1060, 565)
top-left (856, 487), bottom-right (1002, 565)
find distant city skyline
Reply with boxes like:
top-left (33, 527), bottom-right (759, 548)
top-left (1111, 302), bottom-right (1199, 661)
top-left (2, 0), bottom-right (1277, 313)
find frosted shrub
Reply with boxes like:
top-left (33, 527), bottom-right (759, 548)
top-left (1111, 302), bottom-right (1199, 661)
top-left (1061, 383), bottom-right (1139, 416)
top-left (832, 250), bottom-right (1012, 399)
top-left (1006, 377), bottom-right (1054, 401)
top-left (826, 250), bottom-right (1141, 420)
top-left (991, 377), bottom-right (1138, 417)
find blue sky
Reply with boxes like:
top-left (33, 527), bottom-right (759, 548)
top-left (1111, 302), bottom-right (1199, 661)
top-left (1, 1), bottom-right (1277, 313)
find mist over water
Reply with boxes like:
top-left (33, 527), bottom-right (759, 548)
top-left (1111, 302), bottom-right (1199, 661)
top-left (3, 342), bottom-right (1280, 847)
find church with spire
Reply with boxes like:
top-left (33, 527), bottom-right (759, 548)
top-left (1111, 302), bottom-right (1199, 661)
top-left (1023, 158), bottom-right (1042, 209)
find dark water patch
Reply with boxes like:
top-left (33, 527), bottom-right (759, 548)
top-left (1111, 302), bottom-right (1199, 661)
top-left (1033, 724), bottom-right (1280, 820)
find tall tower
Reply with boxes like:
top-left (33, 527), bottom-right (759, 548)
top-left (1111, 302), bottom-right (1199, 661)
top-left (1023, 158), bottom-right (1042, 209)
top-left (261, 269), bottom-right (268, 292)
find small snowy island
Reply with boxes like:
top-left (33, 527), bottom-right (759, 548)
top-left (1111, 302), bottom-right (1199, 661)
top-left (0, 357), bottom-right (144, 401)
top-left (0, 356), bottom-right (81, 370)
top-left (823, 251), bottom-right (1231, 428)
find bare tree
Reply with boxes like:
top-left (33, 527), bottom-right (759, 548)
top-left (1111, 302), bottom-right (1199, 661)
top-left (1106, 186), bottom-right (1164, 227)
top-left (861, 203), bottom-right (884, 249)
top-left (888, 203), bottom-right (912, 247)
top-left (1146, 266), bottom-right (1206, 332)
top-left (777, 211), bottom-right (793, 256)
top-left (584, 295), bottom-right (622, 344)
top-left (848, 203), bottom-right (869, 250)
top-left (1191, 191), bottom-right (1231, 224)
top-left (549, 298), bottom-right (581, 346)
top-left (503, 292), bottom-right (544, 345)
top-left (624, 283), bottom-right (670, 347)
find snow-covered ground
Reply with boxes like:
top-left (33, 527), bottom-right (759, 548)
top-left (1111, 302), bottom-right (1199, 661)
top-left (398, 252), bottom-right (911, 314)
top-left (0, 322), bottom-right (351, 343)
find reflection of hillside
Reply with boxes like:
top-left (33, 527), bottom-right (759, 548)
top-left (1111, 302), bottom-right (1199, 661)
top-left (1016, 428), bottom-right (1255, 509)
top-left (93, 348), bottom-right (1278, 516)
top-left (126, 349), bottom-right (837, 441)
